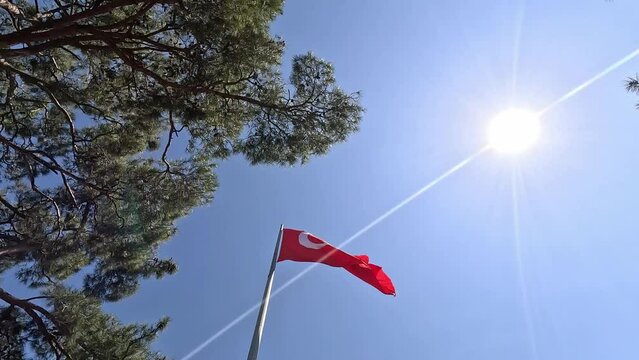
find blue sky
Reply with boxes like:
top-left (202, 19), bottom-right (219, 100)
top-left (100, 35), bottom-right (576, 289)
top-left (102, 1), bottom-right (639, 359)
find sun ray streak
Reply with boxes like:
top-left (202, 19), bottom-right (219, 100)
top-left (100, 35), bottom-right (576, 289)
top-left (178, 303), bottom-right (262, 360)
top-left (539, 47), bottom-right (639, 116)
top-left (511, 0), bottom-right (526, 99)
top-left (178, 146), bottom-right (490, 360)
top-left (511, 168), bottom-right (538, 360)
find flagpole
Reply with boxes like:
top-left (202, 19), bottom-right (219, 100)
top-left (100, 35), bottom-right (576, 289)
top-left (247, 224), bottom-right (284, 360)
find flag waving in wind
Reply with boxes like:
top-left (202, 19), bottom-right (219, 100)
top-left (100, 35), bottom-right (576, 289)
top-left (277, 228), bottom-right (396, 295)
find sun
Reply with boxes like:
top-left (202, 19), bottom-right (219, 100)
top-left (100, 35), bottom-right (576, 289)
top-left (488, 109), bottom-right (541, 154)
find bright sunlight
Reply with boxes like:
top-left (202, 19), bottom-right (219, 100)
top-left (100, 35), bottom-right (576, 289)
top-left (488, 109), bottom-right (541, 154)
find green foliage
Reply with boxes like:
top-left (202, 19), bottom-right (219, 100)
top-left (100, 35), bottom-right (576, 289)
top-left (0, 306), bottom-right (26, 359)
top-left (626, 76), bottom-right (639, 108)
top-left (36, 287), bottom-right (169, 359)
top-left (0, 0), bottom-right (363, 358)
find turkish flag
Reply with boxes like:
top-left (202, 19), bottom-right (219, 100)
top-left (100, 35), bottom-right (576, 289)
top-left (277, 228), bottom-right (396, 296)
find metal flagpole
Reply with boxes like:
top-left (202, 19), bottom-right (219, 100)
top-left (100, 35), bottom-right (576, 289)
top-left (247, 224), bottom-right (284, 360)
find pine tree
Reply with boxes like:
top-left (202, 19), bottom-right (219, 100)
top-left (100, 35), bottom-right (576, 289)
top-left (0, 0), bottom-right (363, 357)
top-left (626, 76), bottom-right (639, 106)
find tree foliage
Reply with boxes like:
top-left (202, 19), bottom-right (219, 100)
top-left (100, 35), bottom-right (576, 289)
top-left (626, 76), bottom-right (639, 107)
top-left (0, 0), bottom-right (363, 357)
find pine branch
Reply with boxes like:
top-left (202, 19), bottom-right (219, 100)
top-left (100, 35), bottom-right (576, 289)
top-left (0, 287), bottom-right (72, 359)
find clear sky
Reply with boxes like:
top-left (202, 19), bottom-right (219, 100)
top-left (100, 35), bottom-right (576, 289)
top-left (103, 1), bottom-right (639, 359)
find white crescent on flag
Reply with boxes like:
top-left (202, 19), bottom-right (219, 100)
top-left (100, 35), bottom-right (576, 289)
top-left (298, 232), bottom-right (326, 250)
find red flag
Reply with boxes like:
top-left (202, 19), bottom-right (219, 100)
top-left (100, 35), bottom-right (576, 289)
top-left (277, 228), bottom-right (396, 296)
